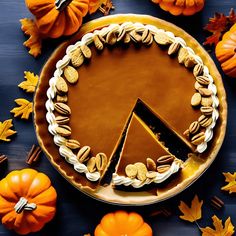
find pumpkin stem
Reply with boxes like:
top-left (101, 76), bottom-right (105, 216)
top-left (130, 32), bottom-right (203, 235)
top-left (55, 0), bottom-right (72, 11)
top-left (14, 197), bottom-right (37, 214)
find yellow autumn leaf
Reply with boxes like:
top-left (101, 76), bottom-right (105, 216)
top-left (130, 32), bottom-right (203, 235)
top-left (178, 195), bottom-right (203, 222)
top-left (11, 99), bottom-right (33, 120)
top-left (0, 119), bottom-right (17, 142)
top-left (221, 172), bottom-right (236, 194)
top-left (201, 215), bottom-right (235, 236)
top-left (20, 18), bottom-right (42, 58)
top-left (18, 71), bottom-right (39, 93)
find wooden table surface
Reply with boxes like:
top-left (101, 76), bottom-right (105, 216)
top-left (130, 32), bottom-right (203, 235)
top-left (0, 0), bottom-right (236, 235)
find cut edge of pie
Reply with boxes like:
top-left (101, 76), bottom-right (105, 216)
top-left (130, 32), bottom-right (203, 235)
top-left (112, 112), bottom-right (182, 188)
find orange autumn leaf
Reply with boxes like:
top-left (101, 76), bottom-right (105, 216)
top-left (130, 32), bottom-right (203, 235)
top-left (20, 18), bottom-right (42, 57)
top-left (11, 99), bottom-right (33, 120)
top-left (201, 215), bottom-right (235, 236)
top-left (221, 172), bottom-right (236, 194)
top-left (0, 119), bottom-right (17, 142)
top-left (89, 0), bottom-right (107, 14)
top-left (18, 71), bottom-right (39, 93)
top-left (178, 195), bottom-right (203, 222)
top-left (204, 8), bottom-right (236, 46)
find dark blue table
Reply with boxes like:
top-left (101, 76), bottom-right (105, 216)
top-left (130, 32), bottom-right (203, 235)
top-left (0, 0), bottom-right (236, 235)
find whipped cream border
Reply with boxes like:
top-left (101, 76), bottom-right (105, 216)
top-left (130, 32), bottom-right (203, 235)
top-left (45, 22), bottom-right (219, 184)
top-left (112, 161), bottom-right (181, 188)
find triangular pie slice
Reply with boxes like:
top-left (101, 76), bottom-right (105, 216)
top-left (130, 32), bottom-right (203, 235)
top-left (112, 113), bottom-right (182, 188)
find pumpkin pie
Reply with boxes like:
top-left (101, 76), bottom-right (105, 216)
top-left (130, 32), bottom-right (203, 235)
top-left (34, 15), bottom-right (227, 204)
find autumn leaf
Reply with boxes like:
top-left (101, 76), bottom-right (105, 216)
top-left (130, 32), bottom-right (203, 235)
top-left (203, 12), bottom-right (228, 46)
top-left (20, 18), bottom-right (42, 58)
top-left (11, 99), bottom-right (33, 120)
top-left (221, 172), bottom-right (236, 194)
top-left (178, 195), bottom-right (203, 223)
top-left (18, 71), bottom-right (39, 93)
top-left (228, 8), bottom-right (236, 25)
top-left (89, 0), bottom-right (106, 14)
top-left (0, 119), bottom-right (17, 142)
top-left (201, 215), bottom-right (235, 236)
top-left (204, 8), bottom-right (236, 46)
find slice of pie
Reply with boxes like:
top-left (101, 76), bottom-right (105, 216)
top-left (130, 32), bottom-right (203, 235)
top-left (112, 112), bottom-right (182, 188)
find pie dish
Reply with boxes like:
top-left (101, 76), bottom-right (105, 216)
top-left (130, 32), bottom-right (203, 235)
top-left (34, 14), bottom-right (227, 205)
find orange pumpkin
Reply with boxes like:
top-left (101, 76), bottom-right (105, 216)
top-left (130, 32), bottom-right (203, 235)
top-left (216, 23), bottom-right (236, 78)
top-left (151, 0), bottom-right (205, 16)
top-left (25, 0), bottom-right (89, 38)
top-left (94, 211), bottom-right (153, 236)
top-left (0, 169), bottom-right (57, 235)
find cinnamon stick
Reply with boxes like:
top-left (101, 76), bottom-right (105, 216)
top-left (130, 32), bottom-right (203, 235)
top-left (0, 155), bottom-right (7, 165)
top-left (26, 145), bottom-right (42, 165)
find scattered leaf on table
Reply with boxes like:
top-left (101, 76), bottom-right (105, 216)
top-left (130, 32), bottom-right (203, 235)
top-left (20, 18), bottom-right (42, 57)
top-left (221, 172), bottom-right (236, 194)
top-left (204, 8), bottom-right (236, 46)
top-left (11, 99), bottom-right (33, 120)
top-left (18, 71), bottom-right (39, 93)
top-left (201, 215), bottom-right (234, 236)
top-left (0, 119), bottom-right (17, 142)
top-left (88, 0), bottom-right (107, 14)
top-left (228, 8), bottom-right (236, 25)
top-left (178, 195), bottom-right (203, 222)
top-left (203, 13), bottom-right (228, 46)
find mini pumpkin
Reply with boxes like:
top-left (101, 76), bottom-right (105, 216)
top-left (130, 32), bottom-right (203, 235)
top-left (0, 168), bottom-right (57, 235)
top-left (94, 211), bottom-right (153, 236)
top-left (215, 23), bottom-right (236, 78)
top-left (151, 0), bottom-right (205, 16)
top-left (25, 0), bottom-right (89, 38)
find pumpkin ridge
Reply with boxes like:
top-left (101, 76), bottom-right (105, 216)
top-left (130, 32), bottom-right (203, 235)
top-left (19, 169), bottom-right (38, 197)
top-left (70, 0), bottom-right (89, 16)
top-left (0, 179), bottom-right (18, 202)
top-left (36, 8), bottom-right (60, 36)
top-left (30, 186), bottom-right (57, 205)
top-left (26, 172), bottom-right (52, 199)
top-left (63, 7), bottom-right (80, 35)
top-left (48, 11), bottom-right (66, 38)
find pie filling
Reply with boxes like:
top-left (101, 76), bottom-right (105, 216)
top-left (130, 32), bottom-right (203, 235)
top-left (45, 22), bottom-right (219, 189)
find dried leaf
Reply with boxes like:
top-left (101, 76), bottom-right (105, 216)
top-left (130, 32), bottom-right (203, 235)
top-left (20, 18), bottom-right (42, 58)
top-left (18, 71), bottom-right (39, 93)
top-left (178, 195), bottom-right (203, 222)
top-left (89, 0), bottom-right (106, 14)
top-left (0, 119), bottom-right (17, 142)
top-left (221, 172), bottom-right (236, 194)
top-left (203, 13), bottom-right (228, 46)
top-left (204, 8), bottom-right (236, 46)
top-left (228, 8), bottom-right (236, 25)
top-left (11, 99), bottom-right (33, 120)
top-left (201, 215), bottom-right (234, 236)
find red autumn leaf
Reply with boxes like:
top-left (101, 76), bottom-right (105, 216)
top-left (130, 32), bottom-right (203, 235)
top-left (203, 31), bottom-right (222, 46)
top-left (203, 9), bottom-right (236, 46)
top-left (228, 8), bottom-right (236, 25)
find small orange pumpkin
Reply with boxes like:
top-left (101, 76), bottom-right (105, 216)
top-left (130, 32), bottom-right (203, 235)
top-left (216, 23), bottom-right (236, 78)
top-left (94, 211), bottom-right (153, 236)
top-left (151, 0), bottom-right (205, 16)
top-left (0, 169), bottom-right (57, 235)
top-left (25, 0), bottom-right (89, 38)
